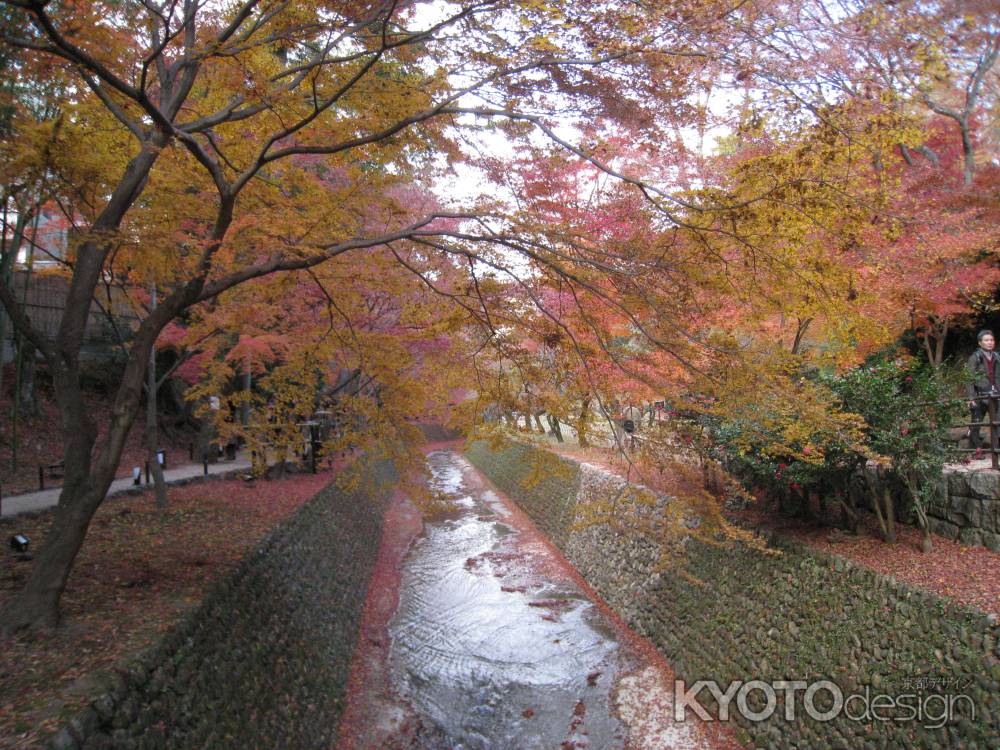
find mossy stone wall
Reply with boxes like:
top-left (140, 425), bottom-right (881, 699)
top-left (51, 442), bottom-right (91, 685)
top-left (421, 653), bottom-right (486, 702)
top-left (466, 439), bottom-right (1000, 750)
top-left (48, 459), bottom-right (396, 750)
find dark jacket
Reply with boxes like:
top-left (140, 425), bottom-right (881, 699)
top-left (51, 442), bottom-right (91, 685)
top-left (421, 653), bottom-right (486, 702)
top-left (967, 348), bottom-right (1000, 399)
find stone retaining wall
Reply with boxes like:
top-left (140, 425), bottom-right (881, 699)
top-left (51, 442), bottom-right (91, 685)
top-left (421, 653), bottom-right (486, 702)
top-left (48, 458), bottom-right (397, 750)
top-left (930, 469), bottom-right (1000, 551)
top-left (467, 439), bottom-right (1000, 750)
top-left (853, 466), bottom-right (1000, 552)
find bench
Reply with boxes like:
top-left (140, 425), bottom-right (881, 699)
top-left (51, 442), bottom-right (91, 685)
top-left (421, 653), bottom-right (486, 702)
top-left (38, 461), bottom-right (65, 490)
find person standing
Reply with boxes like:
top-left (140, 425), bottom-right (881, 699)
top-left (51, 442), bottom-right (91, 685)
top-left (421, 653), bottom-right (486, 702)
top-left (622, 402), bottom-right (643, 450)
top-left (966, 330), bottom-right (1000, 449)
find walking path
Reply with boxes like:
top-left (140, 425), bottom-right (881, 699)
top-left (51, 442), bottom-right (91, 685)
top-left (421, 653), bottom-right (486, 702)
top-left (339, 447), bottom-right (736, 749)
top-left (0, 453), bottom-right (252, 517)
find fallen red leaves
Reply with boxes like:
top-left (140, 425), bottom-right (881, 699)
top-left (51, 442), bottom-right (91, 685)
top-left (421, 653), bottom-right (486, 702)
top-left (733, 503), bottom-right (1000, 616)
top-left (0, 470), bottom-right (333, 749)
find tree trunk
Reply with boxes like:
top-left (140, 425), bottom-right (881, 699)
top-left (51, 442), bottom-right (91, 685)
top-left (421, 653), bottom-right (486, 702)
top-left (797, 488), bottom-right (813, 521)
top-left (577, 397), bottom-right (590, 447)
top-left (882, 486), bottom-right (897, 544)
top-left (837, 491), bottom-right (860, 534)
top-left (241, 359), bottom-right (251, 426)
top-left (817, 492), bottom-right (829, 527)
top-left (10, 333), bottom-right (23, 471)
top-left (1, 384), bottom-right (101, 631)
top-left (1, 301), bottom-right (167, 633)
top-left (547, 414), bottom-right (564, 443)
top-left (908, 476), bottom-right (934, 554)
top-left (868, 487), bottom-right (888, 540)
top-left (920, 524), bottom-right (933, 553)
top-left (778, 485), bottom-right (792, 514)
top-left (864, 470), bottom-right (891, 543)
top-left (17, 339), bottom-right (38, 418)
top-left (147, 351), bottom-right (168, 509)
top-left (0, 206), bottom-right (30, 403)
top-left (197, 399), bottom-right (218, 465)
top-left (959, 118), bottom-right (974, 187)
top-left (146, 282), bottom-right (168, 508)
top-left (534, 412), bottom-right (546, 434)
top-left (2, 483), bottom-right (104, 629)
top-left (0, 138), bottom-right (177, 633)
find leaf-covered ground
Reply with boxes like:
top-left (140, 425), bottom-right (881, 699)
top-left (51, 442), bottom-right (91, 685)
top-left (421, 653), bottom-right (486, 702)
top-left (731, 500), bottom-right (1000, 616)
top-left (0, 387), bottom-right (198, 496)
top-left (0, 470), bottom-right (334, 749)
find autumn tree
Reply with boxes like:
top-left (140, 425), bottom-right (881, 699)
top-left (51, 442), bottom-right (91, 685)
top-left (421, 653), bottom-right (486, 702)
top-left (719, 0), bottom-right (1000, 362)
top-left (0, 0), bottom-right (743, 631)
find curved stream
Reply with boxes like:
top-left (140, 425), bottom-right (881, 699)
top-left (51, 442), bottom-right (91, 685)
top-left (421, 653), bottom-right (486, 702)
top-left (388, 450), bottom-right (630, 749)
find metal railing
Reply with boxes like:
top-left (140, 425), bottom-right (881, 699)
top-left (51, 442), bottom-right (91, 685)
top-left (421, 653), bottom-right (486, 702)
top-left (955, 393), bottom-right (1000, 471)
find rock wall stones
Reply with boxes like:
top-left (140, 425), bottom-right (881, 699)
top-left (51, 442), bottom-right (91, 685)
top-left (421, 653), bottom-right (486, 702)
top-left (48, 459), bottom-right (397, 750)
top-left (931, 470), bottom-right (1000, 551)
top-left (467, 439), bottom-right (1000, 750)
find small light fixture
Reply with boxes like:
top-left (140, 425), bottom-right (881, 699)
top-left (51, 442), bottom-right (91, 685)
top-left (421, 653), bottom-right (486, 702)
top-left (9, 534), bottom-right (29, 553)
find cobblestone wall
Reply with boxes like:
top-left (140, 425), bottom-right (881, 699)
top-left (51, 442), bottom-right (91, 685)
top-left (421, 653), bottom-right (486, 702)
top-left (48, 459), bottom-right (396, 750)
top-left (929, 470), bottom-right (1000, 551)
top-left (467, 439), bottom-right (1000, 750)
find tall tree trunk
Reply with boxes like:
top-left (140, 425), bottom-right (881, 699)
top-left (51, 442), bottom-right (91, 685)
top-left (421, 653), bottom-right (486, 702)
top-left (864, 470), bottom-right (891, 543)
top-left (797, 489), bottom-right (814, 521)
top-left (869, 487), bottom-right (887, 540)
top-left (10, 222), bottom-right (38, 469)
top-left (906, 469), bottom-right (934, 553)
top-left (0, 138), bottom-right (180, 633)
top-left (577, 397), bottom-right (590, 447)
top-left (817, 492), bottom-right (829, 527)
top-left (17, 339), bottom-right (38, 418)
top-left (534, 412), bottom-right (546, 434)
top-left (791, 317), bottom-right (812, 355)
top-left (10, 333), bottom-right (21, 471)
top-left (0, 205), bottom-right (29, 402)
top-left (241, 357), bottom-right (251, 426)
top-left (146, 282), bottom-right (168, 508)
top-left (837, 489), bottom-right (860, 534)
top-left (1, 295), bottom-right (169, 633)
top-left (959, 119), bottom-right (975, 187)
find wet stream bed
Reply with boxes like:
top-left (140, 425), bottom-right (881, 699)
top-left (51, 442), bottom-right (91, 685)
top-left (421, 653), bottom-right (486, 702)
top-left (339, 449), bottom-right (729, 750)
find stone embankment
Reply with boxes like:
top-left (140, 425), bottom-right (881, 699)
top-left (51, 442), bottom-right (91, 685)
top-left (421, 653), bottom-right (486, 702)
top-left (48, 459), bottom-right (396, 750)
top-left (467, 439), bottom-right (1000, 750)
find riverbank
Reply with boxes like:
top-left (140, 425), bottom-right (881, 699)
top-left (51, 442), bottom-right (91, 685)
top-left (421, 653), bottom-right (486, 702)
top-left (467, 437), bottom-right (1000, 750)
top-left (0, 470), bottom-right (335, 749)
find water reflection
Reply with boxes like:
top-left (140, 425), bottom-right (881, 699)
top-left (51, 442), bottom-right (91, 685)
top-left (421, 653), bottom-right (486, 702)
top-left (388, 450), bottom-right (628, 750)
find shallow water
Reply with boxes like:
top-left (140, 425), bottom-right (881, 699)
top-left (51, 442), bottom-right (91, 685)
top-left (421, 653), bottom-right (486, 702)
top-left (388, 450), bottom-right (630, 750)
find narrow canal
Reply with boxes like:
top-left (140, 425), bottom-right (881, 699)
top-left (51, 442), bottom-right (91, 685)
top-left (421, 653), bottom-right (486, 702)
top-left (340, 449), bottom-right (725, 750)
